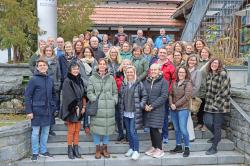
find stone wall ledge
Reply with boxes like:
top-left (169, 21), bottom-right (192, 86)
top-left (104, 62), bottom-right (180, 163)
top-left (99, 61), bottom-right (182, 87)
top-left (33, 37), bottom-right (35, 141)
top-left (231, 87), bottom-right (250, 99)
top-left (0, 63), bottom-right (29, 68)
top-left (0, 121), bottom-right (31, 138)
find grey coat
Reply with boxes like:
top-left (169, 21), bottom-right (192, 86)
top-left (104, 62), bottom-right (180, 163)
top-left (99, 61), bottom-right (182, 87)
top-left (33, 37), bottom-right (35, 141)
top-left (189, 68), bottom-right (202, 97)
top-left (119, 80), bottom-right (148, 129)
top-left (47, 57), bottom-right (61, 92)
top-left (78, 59), bottom-right (97, 87)
top-left (143, 75), bottom-right (168, 128)
top-left (197, 59), bottom-right (209, 98)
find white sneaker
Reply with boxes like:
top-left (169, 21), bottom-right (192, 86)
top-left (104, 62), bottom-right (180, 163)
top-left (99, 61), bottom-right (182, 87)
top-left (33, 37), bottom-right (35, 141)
top-left (145, 147), bottom-right (155, 156)
top-left (152, 149), bottom-right (165, 158)
top-left (125, 149), bottom-right (133, 157)
top-left (131, 151), bottom-right (140, 160)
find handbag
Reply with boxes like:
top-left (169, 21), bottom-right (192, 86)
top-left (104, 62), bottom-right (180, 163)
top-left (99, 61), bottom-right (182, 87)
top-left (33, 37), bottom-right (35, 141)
top-left (86, 93), bottom-right (101, 116)
top-left (86, 80), bottom-right (106, 116)
top-left (189, 97), bottom-right (202, 114)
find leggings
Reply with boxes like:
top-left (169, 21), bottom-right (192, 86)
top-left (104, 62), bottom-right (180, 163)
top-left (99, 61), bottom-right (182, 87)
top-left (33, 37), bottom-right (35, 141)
top-left (150, 128), bottom-right (162, 150)
top-left (67, 121), bottom-right (81, 145)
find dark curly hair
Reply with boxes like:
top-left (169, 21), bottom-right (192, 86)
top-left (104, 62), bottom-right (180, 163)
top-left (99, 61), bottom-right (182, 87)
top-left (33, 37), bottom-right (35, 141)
top-left (207, 58), bottom-right (223, 74)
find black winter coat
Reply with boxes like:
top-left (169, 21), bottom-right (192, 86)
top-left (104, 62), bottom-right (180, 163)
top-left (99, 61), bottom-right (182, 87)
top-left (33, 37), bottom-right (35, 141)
top-left (58, 55), bottom-right (76, 85)
top-left (143, 75), bottom-right (168, 128)
top-left (60, 73), bottom-right (88, 125)
top-left (24, 71), bottom-right (57, 127)
top-left (119, 80), bottom-right (148, 129)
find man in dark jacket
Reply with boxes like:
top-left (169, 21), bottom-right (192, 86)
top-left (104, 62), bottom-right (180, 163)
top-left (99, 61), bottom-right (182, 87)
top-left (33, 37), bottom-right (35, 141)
top-left (114, 26), bottom-right (128, 45)
top-left (132, 29), bottom-right (147, 48)
top-left (25, 59), bottom-right (57, 161)
top-left (90, 36), bottom-right (105, 61)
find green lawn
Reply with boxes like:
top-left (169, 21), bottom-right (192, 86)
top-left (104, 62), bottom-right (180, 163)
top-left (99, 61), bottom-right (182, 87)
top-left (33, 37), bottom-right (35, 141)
top-left (0, 122), bottom-right (16, 127)
top-left (0, 114), bottom-right (26, 127)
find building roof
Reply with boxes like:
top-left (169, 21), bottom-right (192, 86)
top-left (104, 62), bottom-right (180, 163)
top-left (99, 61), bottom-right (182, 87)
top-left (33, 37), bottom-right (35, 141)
top-left (171, 0), bottom-right (194, 19)
top-left (91, 3), bottom-right (184, 28)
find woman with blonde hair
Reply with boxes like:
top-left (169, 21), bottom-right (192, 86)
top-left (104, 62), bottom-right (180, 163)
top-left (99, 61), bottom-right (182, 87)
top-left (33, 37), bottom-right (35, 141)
top-left (42, 45), bottom-right (60, 136)
top-left (119, 65), bottom-right (147, 160)
top-left (83, 31), bottom-right (91, 48)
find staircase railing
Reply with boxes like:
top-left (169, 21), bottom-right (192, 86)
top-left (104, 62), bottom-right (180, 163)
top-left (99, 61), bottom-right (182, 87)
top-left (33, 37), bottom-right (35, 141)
top-left (230, 97), bottom-right (250, 124)
top-left (181, 0), bottom-right (211, 42)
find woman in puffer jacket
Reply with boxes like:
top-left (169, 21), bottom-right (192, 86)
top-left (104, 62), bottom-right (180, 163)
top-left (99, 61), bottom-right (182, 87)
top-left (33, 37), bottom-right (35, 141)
top-left (143, 63), bottom-right (168, 158)
top-left (119, 65), bottom-right (148, 160)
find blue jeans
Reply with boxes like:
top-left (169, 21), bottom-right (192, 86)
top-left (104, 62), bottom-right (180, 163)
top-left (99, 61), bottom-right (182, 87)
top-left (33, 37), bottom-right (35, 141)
top-left (124, 117), bottom-right (139, 151)
top-left (31, 126), bottom-right (50, 154)
top-left (170, 109), bottom-right (190, 147)
top-left (162, 102), bottom-right (169, 139)
top-left (92, 133), bottom-right (109, 145)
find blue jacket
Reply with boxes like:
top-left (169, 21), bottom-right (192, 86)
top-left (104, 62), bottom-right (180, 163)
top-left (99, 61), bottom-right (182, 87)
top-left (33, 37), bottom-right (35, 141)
top-left (24, 71), bottom-right (57, 127)
top-left (154, 35), bottom-right (171, 49)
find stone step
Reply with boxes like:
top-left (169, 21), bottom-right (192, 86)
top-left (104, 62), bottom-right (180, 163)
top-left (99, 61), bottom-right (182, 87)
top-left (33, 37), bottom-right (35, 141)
top-left (18, 151), bottom-right (244, 166)
top-left (47, 139), bottom-right (234, 155)
top-left (48, 130), bottom-right (226, 143)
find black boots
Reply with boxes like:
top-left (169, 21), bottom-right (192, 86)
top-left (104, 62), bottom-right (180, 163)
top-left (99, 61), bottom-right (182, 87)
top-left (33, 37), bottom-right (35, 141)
top-left (170, 145), bottom-right (183, 153)
top-left (68, 145), bottom-right (74, 159)
top-left (73, 145), bottom-right (81, 158)
top-left (206, 146), bottom-right (217, 155)
top-left (68, 145), bottom-right (81, 159)
top-left (183, 147), bottom-right (190, 157)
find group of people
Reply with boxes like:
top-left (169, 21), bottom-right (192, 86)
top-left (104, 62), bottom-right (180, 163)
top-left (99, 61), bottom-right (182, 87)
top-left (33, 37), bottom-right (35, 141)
top-left (25, 27), bottom-right (231, 162)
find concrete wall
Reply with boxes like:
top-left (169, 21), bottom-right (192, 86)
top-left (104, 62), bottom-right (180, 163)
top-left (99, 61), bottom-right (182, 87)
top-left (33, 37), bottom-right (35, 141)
top-left (0, 121), bottom-right (31, 165)
top-left (226, 66), bottom-right (248, 87)
top-left (225, 87), bottom-right (250, 164)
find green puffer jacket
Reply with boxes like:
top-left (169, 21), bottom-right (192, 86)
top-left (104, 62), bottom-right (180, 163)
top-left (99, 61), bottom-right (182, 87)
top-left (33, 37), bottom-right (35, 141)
top-left (87, 71), bottom-right (118, 135)
top-left (131, 56), bottom-right (149, 81)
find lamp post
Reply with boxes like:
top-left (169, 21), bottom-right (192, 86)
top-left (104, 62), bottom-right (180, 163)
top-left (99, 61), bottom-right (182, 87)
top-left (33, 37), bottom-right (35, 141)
top-left (37, 0), bottom-right (57, 41)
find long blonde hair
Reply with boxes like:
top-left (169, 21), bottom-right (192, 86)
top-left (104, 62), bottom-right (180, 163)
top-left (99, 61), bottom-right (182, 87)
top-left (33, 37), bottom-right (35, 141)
top-left (106, 46), bottom-right (122, 64)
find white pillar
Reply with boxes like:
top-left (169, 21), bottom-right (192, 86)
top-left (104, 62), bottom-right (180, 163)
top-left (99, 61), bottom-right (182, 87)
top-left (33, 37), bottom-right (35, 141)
top-left (37, 0), bottom-right (57, 41)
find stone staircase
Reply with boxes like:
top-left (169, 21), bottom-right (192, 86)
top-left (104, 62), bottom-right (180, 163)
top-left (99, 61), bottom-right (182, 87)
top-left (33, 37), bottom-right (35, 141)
top-left (18, 120), bottom-right (245, 166)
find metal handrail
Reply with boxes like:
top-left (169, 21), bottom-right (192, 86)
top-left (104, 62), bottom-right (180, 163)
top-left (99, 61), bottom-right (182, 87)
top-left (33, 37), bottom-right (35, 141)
top-left (230, 97), bottom-right (250, 124)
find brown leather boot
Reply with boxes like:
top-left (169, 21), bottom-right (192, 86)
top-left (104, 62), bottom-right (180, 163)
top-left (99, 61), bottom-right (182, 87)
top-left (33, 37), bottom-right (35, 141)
top-left (95, 145), bottom-right (101, 159)
top-left (102, 144), bottom-right (110, 158)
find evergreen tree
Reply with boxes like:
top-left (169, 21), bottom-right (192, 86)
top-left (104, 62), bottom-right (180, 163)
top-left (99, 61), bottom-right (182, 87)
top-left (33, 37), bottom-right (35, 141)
top-left (0, 0), bottom-right (38, 63)
top-left (58, 0), bottom-right (101, 41)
